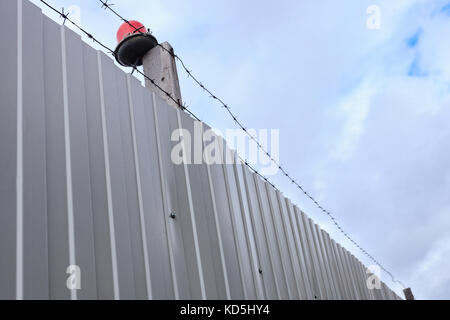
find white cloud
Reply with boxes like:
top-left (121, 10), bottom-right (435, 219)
top-left (334, 80), bottom-right (375, 161)
top-left (412, 234), bottom-right (450, 299)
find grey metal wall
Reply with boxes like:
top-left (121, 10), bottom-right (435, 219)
top-left (0, 0), bottom-right (401, 300)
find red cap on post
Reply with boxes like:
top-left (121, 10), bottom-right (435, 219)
top-left (116, 20), bottom-right (146, 43)
top-left (114, 20), bottom-right (158, 67)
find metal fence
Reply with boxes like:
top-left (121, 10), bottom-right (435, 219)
top-left (0, 0), bottom-right (401, 300)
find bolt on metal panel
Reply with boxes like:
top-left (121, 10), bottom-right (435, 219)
top-left (264, 185), bottom-right (298, 299)
top-left (152, 93), bottom-right (194, 299)
top-left (127, 76), bottom-right (176, 299)
top-left (253, 176), bottom-right (290, 299)
top-left (241, 168), bottom-right (279, 299)
top-left (233, 161), bottom-right (266, 300)
top-left (222, 147), bottom-right (257, 299)
top-left (178, 116), bottom-right (228, 299)
top-left (206, 136), bottom-right (246, 299)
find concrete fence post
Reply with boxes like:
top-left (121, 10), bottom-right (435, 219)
top-left (403, 288), bottom-right (415, 300)
top-left (142, 41), bottom-right (182, 108)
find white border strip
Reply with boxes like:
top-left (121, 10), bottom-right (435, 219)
top-left (61, 26), bottom-right (78, 301)
top-left (97, 52), bottom-right (120, 300)
top-left (233, 161), bottom-right (264, 299)
top-left (126, 75), bottom-right (152, 299)
top-left (276, 192), bottom-right (304, 299)
top-left (152, 93), bottom-right (180, 299)
top-left (241, 166), bottom-right (268, 299)
top-left (222, 147), bottom-right (248, 299)
top-left (16, 0), bottom-right (23, 301)
top-left (264, 184), bottom-right (293, 299)
top-left (253, 174), bottom-right (282, 299)
top-left (201, 123), bottom-right (231, 300)
top-left (176, 109), bottom-right (206, 299)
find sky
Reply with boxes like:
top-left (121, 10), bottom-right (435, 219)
top-left (32, 0), bottom-right (450, 299)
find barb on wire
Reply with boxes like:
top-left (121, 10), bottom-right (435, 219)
top-left (60, 7), bottom-right (69, 25)
top-left (99, 0), bottom-right (153, 34)
top-left (100, 0), bottom-right (114, 9)
top-left (39, 0), bottom-right (199, 125)
top-left (40, 0), bottom-right (115, 54)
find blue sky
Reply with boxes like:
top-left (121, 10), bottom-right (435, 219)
top-left (33, 0), bottom-right (450, 299)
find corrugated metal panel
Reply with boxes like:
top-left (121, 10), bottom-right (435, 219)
top-left (265, 185), bottom-right (298, 299)
top-left (276, 192), bottom-right (305, 299)
top-left (334, 243), bottom-right (353, 299)
top-left (0, 0), bottom-right (402, 300)
top-left (242, 166), bottom-right (278, 299)
top-left (254, 172), bottom-right (290, 299)
top-left (315, 225), bottom-right (339, 299)
top-left (83, 41), bottom-right (115, 300)
top-left (329, 238), bottom-right (351, 299)
top-left (286, 201), bottom-right (315, 299)
top-left (207, 138), bottom-right (246, 299)
top-left (293, 207), bottom-right (320, 299)
top-left (321, 231), bottom-right (342, 299)
top-left (0, 0), bottom-right (18, 301)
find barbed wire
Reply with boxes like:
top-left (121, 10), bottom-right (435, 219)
top-left (40, 0), bottom-right (406, 289)
top-left (97, 0), bottom-right (407, 289)
top-left (39, 0), bottom-right (200, 122)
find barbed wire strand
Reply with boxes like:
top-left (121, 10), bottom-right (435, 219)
top-left (97, 0), bottom-right (407, 289)
top-left (40, 0), bottom-right (200, 123)
top-left (41, 0), bottom-right (406, 289)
